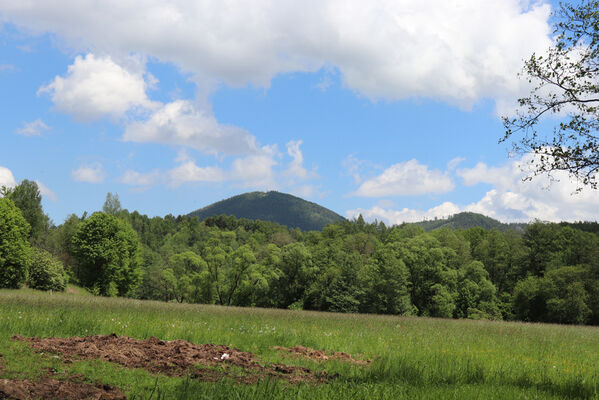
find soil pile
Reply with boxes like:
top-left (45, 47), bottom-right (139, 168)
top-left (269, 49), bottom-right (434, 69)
top-left (13, 334), bottom-right (329, 384)
top-left (272, 345), bottom-right (370, 365)
top-left (0, 377), bottom-right (125, 400)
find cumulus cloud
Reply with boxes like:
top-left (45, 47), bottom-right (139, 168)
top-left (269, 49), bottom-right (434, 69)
top-left (123, 100), bottom-right (258, 155)
top-left (457, 155), bottom-right (599, 222)
top-left (120, 169), bottom-right (162, 187)
top-left (0, 166), bottom-right (16, 188)
top-left (350, 154), bottom-right (599, 225)
top-left (167, 161), bottom-right (225, 187)
top-left (16, 119), bottom-right (49, 136)
top-left (457, 162), bottom-right (515, 190)
top-left (354, 159), bottom-right (455, 197)
top-left (1, 0), bottom-right (552, 108)
top-left (230, 145), bottom-right (279, 188)
top-left (38, 54), bottom-right (155, 120)
top-left (122, 145), bottom-right (280, 189)
top-left (72, 163), bottom-right (106, 183)
top-left (347, 202), bottom-right (461, 224)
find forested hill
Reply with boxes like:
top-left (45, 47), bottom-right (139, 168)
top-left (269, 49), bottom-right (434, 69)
top-left (412, 212), bottom-right (527, 232)
top-left (187, 191), bottom-right (345, 231)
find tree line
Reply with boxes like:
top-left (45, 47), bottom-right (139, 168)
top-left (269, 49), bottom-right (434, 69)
top-left (1, 182), bottom-right (599, 325)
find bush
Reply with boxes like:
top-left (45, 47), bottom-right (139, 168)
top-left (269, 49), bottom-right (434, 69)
top-left (0, 198), bottom-right (30, 288)
top-left (27, 248), bottom-right (66, 291)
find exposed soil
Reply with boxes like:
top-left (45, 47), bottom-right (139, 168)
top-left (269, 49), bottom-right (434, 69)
top-left (0, 377), bottom-right (125, 400)
top-left (12, 334), bottom-right (329, 384)
top-left (272, 345), bottom-right (371, 365)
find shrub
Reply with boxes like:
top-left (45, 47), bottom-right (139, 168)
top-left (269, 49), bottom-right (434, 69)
top-left (27, 248), bottom-right (66, 291)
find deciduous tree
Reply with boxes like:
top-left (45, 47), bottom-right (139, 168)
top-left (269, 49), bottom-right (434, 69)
top-left (0, 198), bottom-right (30, 288)
top-left (72, 212), bottom-right (141, 296)
top-left (503, 0), bottom-right (599, 188)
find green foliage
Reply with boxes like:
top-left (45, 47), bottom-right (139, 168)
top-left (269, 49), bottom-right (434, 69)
top-left (455, 261), bottom-right (500, 320)
top-left (71, 212), bottom-right (141, 296)
top-left (188, 191), bottom-right (345, 231)
top-left (0, 198), bottom-right (31, 288)
top-left (413, 212), bottom-right (526, 233)
top-left (360, 245), bottom-right (412, 315)
top-left (29, 195), bottom-right (599, 326)
top-left (27, 247), bottom-right (66, 291)
top-left (502, 0), bottom-right (599, 188)
top-left (102, 192), bottom-right (122, 215)
top-left (44, 213), bottom-right (82, 281)
top-left (3, 180), bottom-right (50, 243)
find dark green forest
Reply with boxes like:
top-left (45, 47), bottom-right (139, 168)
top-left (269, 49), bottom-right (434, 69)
top-left (188, 191), bottom-right (345, 231)
top-left (2, 181), bottom-right (599, 326)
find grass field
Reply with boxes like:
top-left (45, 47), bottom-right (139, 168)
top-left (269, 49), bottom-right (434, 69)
top-left (0, 289), bottom-right (598, 399)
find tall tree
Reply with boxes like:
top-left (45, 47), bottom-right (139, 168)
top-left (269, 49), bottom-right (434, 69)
top-left (503, 0), bottom-right (599, 188)
top-left (4, 180), bottom-right (49, 243)
top-left (0, 198), bottom-right (31, 288)
top-left (102, 192), bottom-right (122, 215)
top-left (72, 212), bottom-right (141, 296)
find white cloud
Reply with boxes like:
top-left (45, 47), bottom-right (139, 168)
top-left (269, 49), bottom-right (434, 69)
top-left (0, 64), bottom-right (15, 71)
top-left (347, 202), bottom-right (461, 224)
top-left (447, 157), bottom-right (465, 171)
top-left (167, 161), bottom-right (225, 187)
top-left (123, 145), bottom-right (279, 189)
top-left (230, 145), bottom-right (279, 188)
top-left (120, 169), bottom-right (162, 187)
top-left (0, 166), bottom-right (16, 188)
top-left (0, 169), bottom-right (56, 200)
top-left (38, 54), bottom-right (155, 120)
top-left (123, 100), bottom-right (258, 155)
top-left (354, 159), bottom-right (455, 197)
top-left (285, 140), bottom-right (309, 179)
top-left (351, 154), bottom-right (599, 225)
top-left (16, 119), bottom-right (49, 136)
top-left (1, 0), bottom-right (552, 108)
top-left (457, 162), bottom-right (515, 190)
top-left (458, 155), bottom-right (599, 222)
top-left (72, 163), bottom-right (106, 183)
top-left (35, 180), bottom-right (57, 201)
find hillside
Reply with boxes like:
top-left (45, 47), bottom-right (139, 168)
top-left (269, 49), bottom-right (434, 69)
top-left (412, 212), bottom-right (527, 232)
top-left (187, 191), bottom-right (345, 231)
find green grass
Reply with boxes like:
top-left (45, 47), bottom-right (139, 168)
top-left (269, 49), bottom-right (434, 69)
top-left (0, 289), bottom-right (598, 399)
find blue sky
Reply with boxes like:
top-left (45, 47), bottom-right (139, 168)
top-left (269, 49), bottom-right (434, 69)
top-left (1, 0), bottom-right (597, 225)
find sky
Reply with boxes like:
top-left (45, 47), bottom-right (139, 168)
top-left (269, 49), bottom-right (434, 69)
top-left (1, 0), bottom-right (597, 226)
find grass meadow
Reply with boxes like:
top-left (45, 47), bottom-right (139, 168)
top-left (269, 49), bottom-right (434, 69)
top-left (0, 288), bottom-right (598, 399)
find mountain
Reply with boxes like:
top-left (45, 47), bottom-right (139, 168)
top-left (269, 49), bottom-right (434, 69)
top-left (188, 191), bottom-right (346, 231)
top-left (411, 212), bottom-right (527, 232)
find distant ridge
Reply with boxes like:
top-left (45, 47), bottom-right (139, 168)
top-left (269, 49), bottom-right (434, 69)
top-left (187, 191), bottom-right (346, 231)
top-left (411, 212), bottom-right (527, 232)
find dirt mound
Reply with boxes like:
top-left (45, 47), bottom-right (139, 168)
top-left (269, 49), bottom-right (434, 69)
top-left (272, 345), bottom-right (370, 365)
top-left (13, 334), bottom-right (329, 384)
top-left (0, 377), bottom-right (125, 400)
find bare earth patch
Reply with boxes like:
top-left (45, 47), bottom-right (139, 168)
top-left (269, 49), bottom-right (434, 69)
top-left (12, 334), bottom-right (330, 384)
top-left (0, 377), bottom-right (125, 400)
top-left (272, 345), bottom-right (371, 365)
